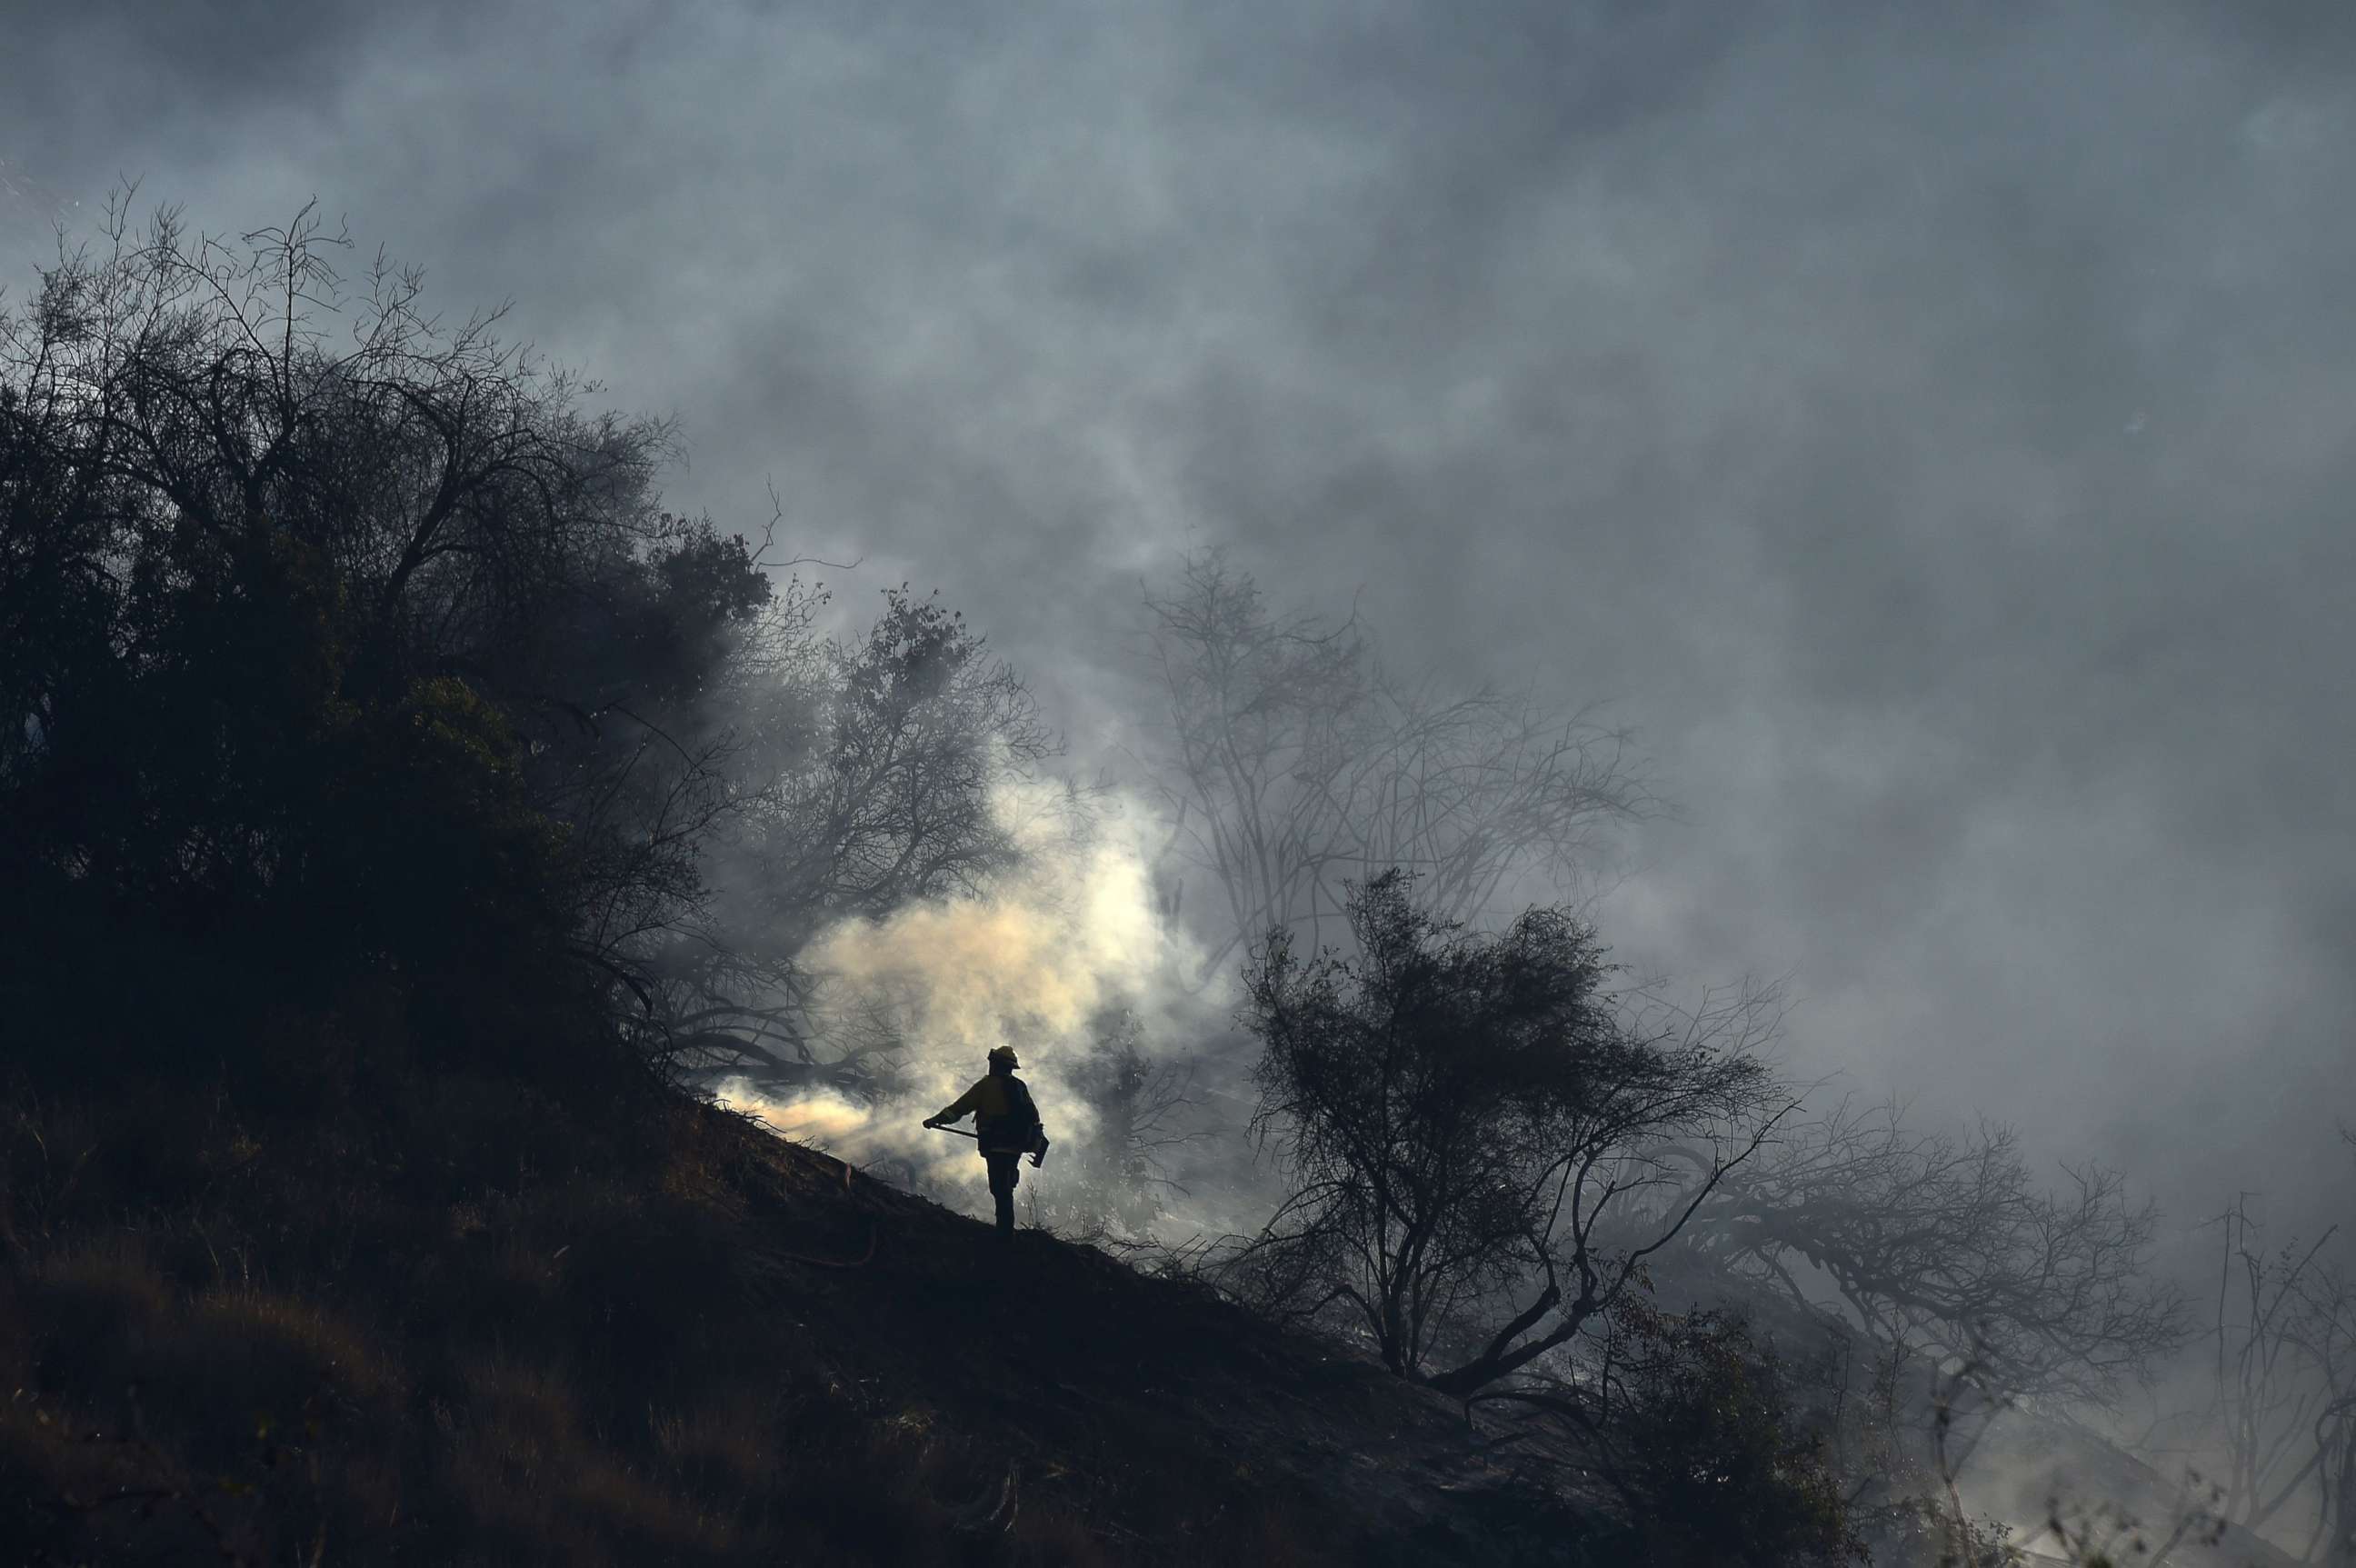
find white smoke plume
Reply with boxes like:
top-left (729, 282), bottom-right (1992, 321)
top-left (717, 767), bottom-right (1226, 1227)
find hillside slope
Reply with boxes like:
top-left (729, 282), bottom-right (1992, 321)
top-left (0, 1084), bottom-right (1592, 1566)
top-left (715, 1119), bottom-right (1596, 1563)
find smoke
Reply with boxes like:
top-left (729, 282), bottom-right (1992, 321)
top-left (724, 1084), bottom-right (874, 1148)
top-left (716, 766), bottom-right (1226, 1224)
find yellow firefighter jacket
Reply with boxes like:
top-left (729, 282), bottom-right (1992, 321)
top-left (933, 1071), bottom-right (1044, 1155)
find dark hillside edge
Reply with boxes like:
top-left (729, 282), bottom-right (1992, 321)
top-left (0, 1083), bottom-right (1593, 1566)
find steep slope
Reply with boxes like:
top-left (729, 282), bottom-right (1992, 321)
top-left (0, 1084), bottom-right (1592, 1566)
top-left (668, 1111), bottom-right (1596, 1563)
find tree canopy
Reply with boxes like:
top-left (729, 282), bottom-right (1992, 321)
top-left (0, 195), bottom-right (1041, 1104)
top-left (1228, 869), bottom-right (1794, 1395)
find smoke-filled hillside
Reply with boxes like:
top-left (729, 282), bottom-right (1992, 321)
top-left (8, 5), bottom-right (2356, 1563)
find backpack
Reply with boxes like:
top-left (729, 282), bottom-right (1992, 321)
top-left (978, 1074), bottom-right (1044, 1154)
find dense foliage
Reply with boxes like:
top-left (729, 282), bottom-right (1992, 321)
top-left (0, 198), bottom-right (1043, 1110)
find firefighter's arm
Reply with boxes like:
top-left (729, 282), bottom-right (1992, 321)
top-left (923, 1081), bottom-right (983, 1129)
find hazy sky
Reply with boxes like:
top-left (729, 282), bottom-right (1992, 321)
top-left (6, 0), bottom-right (2351, 1241)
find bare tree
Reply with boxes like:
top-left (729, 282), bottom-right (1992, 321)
top-left (1651, 1097), bottom-right (2187, 1523)
top-left (1, 194), bottom-right (676, 689)
top-left (742, 586), bottom-right (1052, 946)
top-left (1682, 1100), bottom-right (2186, 1409)
top-left (1141, 550), bottom-right (1658, 978)
top-left (654, 585), bottom-right (1058, 1088)
top-left (1222, 870), bottom-right (1796, 1396)
top-left (2197, 1198), bottom-right (2356, 1562)
top-left (1023, 1005), bottom-right (1207, 1241)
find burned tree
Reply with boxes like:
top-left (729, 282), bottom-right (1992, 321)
top-left (1141, 550), bottom-right (1657, 977)
top-left (1226, 870), bottom-right (1794, 1394)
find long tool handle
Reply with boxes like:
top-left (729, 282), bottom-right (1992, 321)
top-left (933, 1122), bottom-right (1045, 1169)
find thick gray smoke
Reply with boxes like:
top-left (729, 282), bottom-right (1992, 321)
top-left (11, 1), bottom-right (2354, 1552)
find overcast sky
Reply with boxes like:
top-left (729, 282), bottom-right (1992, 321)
top-left (6, 0), bottom-right (2351, 1242)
